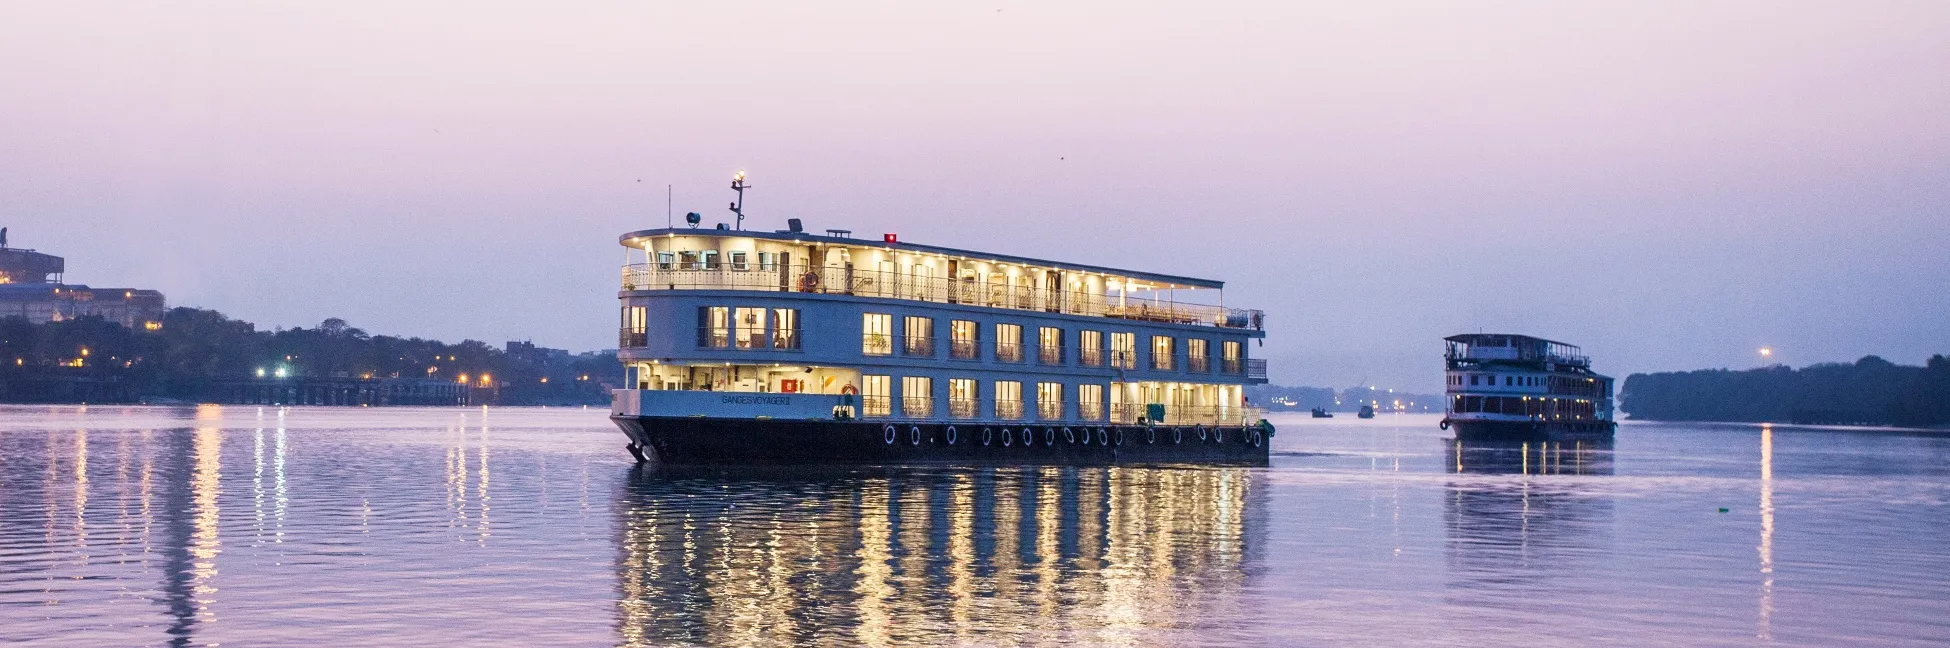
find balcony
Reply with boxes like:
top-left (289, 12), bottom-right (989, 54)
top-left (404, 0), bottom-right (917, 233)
top-left (1038, 345), bottom-right (1065, 366)
top-left (1078, 401), bottom-right (1105, 421)
top-left (861, 395), bottom-right (892, 417)
top-left (1246, 359), bottom-right (1268, 381)
top-left (902, 336), bottom-right (935, 358)
top-left (995, 399), bottom-right (1024, 420)
top-left (1110, 351), bottom-right (1137, 370)
top-left (1152, 355), bottom-right (1175, 372)
top-left (902, 396), bottom-right (934, 418)
top-left (1188, 356), bottom-right (1210, 373)
top-left (1221, 358), bottom-right (1243, 375)
top-left (1109, 403), bottom-right (1264, 426)
top-left (621, 263), bottom-right (1265, 331)
top-left (1079, 347), bottom-right (1103, 367)
top-left (949, 398), bottom-right (979, 419)
top-left (619, 328), bottom-right (647, 348)
top-left (862, 333), bottom-right (894, 356)
top-left (949, 339), bottom-right (979, 360)
top-left (995, 342), bottom-right (1024, 363)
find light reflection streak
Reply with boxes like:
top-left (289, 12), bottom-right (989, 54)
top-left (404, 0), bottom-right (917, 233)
top-left (1759, 424), bottom-right (1774, 640)
top-left (190, 405), bottom-right (224, 627)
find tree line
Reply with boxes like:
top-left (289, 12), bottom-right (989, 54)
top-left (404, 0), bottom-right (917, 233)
top-left (0, 308), bottom-right (616, 405)
top-left (1620, 355), bottom-right (1950, 427)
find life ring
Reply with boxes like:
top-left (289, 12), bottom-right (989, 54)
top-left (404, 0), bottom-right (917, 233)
top-left (1172, 427), bottom-right (1184, 444)
top-left (1147, 427), bottom-right (1157, 444)
top-left (1439, 418), bottom-right (1451, 431)
top-left (1249, 428), bottom-right (1263, 448)
top-left (1213, 427), bottom-right (1224, 444)
top-left (1044, 427), bottom-right (1056, 446)
top-left (796, 271), bottom-right (821, 292)
top-left (842, 384), bottom-right (859, 396)
top-left (1100, 427), bottom-right (1112, 446)
top-left (883, 423), bottom-right (896, 445)
top-left (946, 425), bottom-right (958, 445)
top-left (981, 427), bottom-right (992, 446)
top-left (1002, 428), bottom-right (1014, 447)
top-left (1065, 427), bottom-right (1076, 444)
top-left (910, 425), bottom-right (922, 445)
top-left (1195, 424), bottom-right (1208, 442)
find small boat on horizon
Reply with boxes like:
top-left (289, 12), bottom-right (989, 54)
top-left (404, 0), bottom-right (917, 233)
top-left (1357, 405), bottom-right (1376, 419)
top-left (1310, 407), bottom-right (1333, 418)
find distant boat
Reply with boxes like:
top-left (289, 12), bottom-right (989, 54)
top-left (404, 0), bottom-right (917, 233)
top-left (1439, 333), bottom-right (1616, 441)
top-left (1357, 405), bottom-right (1376, 419)
top-left (1310, 407), bottom-right (1333, 418)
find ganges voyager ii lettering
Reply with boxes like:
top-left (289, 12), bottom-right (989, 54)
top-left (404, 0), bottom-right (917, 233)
top-left (608, 181), bottom-right (1273, 465)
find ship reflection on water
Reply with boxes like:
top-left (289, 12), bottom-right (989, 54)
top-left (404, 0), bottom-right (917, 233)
top-left (613, 465), bottom-right (1267, 646)
top-left (1442, 440), bottom-right (1614, 598)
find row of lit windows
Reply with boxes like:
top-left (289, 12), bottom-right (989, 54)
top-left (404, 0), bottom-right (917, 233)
top-left (655, 250), bottom-right (783, 272)
top-left (859, 375), bottom-right (1106, 420)
top-left (1448, 372), bottom-right (1607, 397)
top-left (1452, 395), bottom-right (1599, 420)
top-left (864, 313), bottom-right (1243, 373)
top-left (695, 307), bottom-right (801, 349)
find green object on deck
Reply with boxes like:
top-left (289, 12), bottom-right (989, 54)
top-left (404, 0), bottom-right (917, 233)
top-left (1145, 403), bottom-right (1166, 423)
top-left (1718, 508), bottom-right (1730, 513)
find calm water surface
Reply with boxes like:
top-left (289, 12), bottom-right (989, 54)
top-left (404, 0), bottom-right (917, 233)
top-left (3, 405), bottom-right (1948, 646)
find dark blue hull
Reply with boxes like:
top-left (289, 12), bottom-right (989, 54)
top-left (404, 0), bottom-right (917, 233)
top-left (612, 416), bottom-right (1270, 466)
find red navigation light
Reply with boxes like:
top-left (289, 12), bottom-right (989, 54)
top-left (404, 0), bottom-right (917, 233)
top-left (884, 233), bottom-right (897, 244)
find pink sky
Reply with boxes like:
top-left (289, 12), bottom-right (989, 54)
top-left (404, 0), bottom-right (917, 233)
top-left (3, 1), bottom-right (1946, 390)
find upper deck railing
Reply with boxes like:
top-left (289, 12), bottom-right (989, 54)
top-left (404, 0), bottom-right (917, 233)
top-left (623, 263), bottom-right (1265, 331)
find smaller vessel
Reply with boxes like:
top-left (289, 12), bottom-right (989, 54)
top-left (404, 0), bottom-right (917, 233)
top-left (1310, 407), bottom-right (1333, 418)
top-left (1440, 334), bottom-right (1615, 441)
top-left (1357, 405), bottom-right (1376, 419)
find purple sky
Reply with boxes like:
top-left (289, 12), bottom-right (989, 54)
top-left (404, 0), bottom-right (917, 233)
top-left (3, 2), bottom-right (1946, 391)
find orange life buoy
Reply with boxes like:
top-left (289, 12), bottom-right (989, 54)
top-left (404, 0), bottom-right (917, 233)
top-left (841, 384), bottom-right (859, 396)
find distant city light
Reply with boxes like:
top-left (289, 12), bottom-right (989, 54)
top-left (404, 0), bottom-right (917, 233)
top-left (273, 367), bottom-right (288, 378)
top-left (255, 368), bottom-right (266, 378)
top-left (1759, 347), bottom-right (1773, 358)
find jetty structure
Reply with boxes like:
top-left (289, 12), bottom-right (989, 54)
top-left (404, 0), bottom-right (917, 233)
top-left (609, 174), bottom-right (1271, 464)
top-left (1440, 333), bottom-right (1615, 441)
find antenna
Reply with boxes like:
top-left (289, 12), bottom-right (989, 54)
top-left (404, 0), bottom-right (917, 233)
top-left (728, 171), bottom-right (749, 230)
top-left (666, 184), bottom-right (672, 229)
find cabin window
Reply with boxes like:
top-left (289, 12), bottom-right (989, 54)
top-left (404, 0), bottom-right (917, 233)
top-left (950, 320), bottom-right (979, 360)
top-left (701, 250), bottom-right (721, 270)
top-left (902, 376), bottom-right (934, 418)
top-left (1469, 375), bottom-right (1479, 386)
top-left (862, 375), bottom-right (891, 417)
top-left (1464, 396), bottom-right (1482, 412)
top-left (1037, 382), bottom-right (1064, 420)
top-left (903, 316), bottom-right (934, 357)
top-left (1038, 327), bottom-right (1065, 365)
top-left (1187, 339), bottom-right (1210, 372)
top-left (1079, 330), bottom-right (1104, 366)
top-left (949, 379), bottom-right (978, 418)
top-left (1151, 336), bottom-right (1175, 371)
top-left (679, 251), bottom-right (700, 270)
top-left (862, 314), bottom-right (893, 356)
top-left (1111, 332), bottom-right (1137, 369)
top-left (734, 308), bottom-right (765, 349)
top-left (1078, 384), bottom-right (1104, 421)
top-left (758, 251), bottom-right (778, 272)
top-left (995, 380), bottom-right (1023, 419)
top-left (771, 309), bottom-right (800, 349)
top-left (996, 323), bottom-right (1023, 362)
top-left (656, 252), bottom-right (675, 270)
top-left (698, 307), bottom-right (729, 348)
top-left (729, 251), bottom-right (749, 271)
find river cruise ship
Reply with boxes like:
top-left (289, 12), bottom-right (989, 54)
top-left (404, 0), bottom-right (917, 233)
top-left (608, 213), bottom-right (1270, 465)
top-left (1440, 334), bottom-right (1615, 441)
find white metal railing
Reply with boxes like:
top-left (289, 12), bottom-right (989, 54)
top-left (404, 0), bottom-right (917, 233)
top-left (1110, 403), bottom-right (1265, 426)
top-left (622, 263), bottom-right (1264, 330)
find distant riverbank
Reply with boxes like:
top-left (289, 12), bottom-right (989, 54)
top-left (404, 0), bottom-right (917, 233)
top-left (0, 308), bottom-right (615, 406)
top-left (1620, 355), bottom-right (1950, 427)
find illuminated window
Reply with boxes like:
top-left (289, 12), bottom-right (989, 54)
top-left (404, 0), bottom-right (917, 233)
top-left (697, 307), bottom-right (729, 348)
top-left (734, 308), bottom-right (765, 349)
top-left (950, 320), bottom-right (979, 360)
top-left (730, 251), bottom-right (749, 271)
top-left (994, 380), bottom-right (1023, 419)
top-left (862, 314), bottom-right (893, 355)
top-left (771, 309), bottom-right (800, 349)
top-left (1037, 382), bottom-right (1064, 420)
top-left (1079, 330), bottom-right (1103, 366)
top-left (949, 378), bottom-right (978, 418)
top-left (995, 323), bottom-right (1023, 362)
top-left (1150, 336), bottom-right (1175, 371)
top-left (862, 375), bottom-right (891, 417)
top-left (902, 376), bottom-right (933, 418)
top-left (1078, 384), bottom-right (1104, 421)
top-left (1110, 332), bottom-right (1136, 369)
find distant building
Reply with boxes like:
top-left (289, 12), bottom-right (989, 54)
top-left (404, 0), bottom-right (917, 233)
top-left (0, 227), bottom-right (166, 329)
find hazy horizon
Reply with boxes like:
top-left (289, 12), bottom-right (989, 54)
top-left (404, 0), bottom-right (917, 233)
top-left (4, 2), bottom-right (1946, 392)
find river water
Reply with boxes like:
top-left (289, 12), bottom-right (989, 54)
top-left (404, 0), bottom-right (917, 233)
top-left (2, 405), bottom-right (1946, 646)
